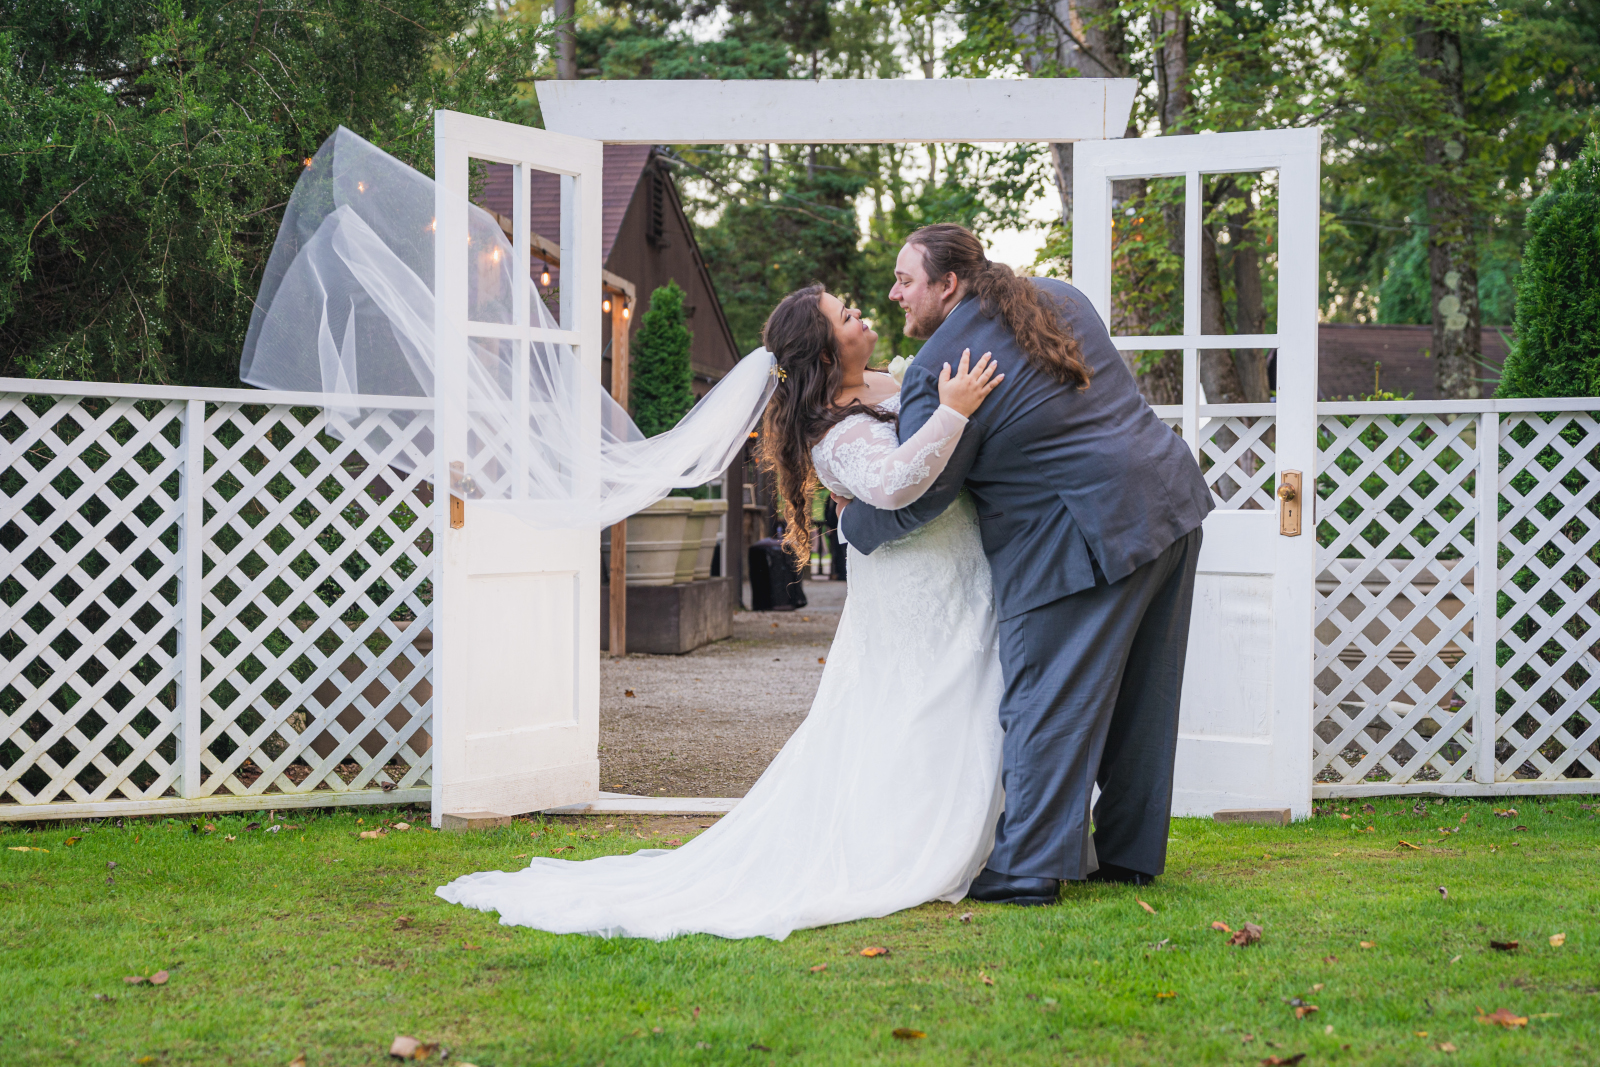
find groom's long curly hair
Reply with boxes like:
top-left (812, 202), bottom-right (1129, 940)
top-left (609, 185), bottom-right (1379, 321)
top-left (907, 223), bottom-right (1092, 389)
top-left (758, 283), bottom-right (896, 564)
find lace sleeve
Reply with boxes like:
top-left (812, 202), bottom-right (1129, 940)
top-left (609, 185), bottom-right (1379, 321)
top-left (812, 404), bottom-right (969, 510)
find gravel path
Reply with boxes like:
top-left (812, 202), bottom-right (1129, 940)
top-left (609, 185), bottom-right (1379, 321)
top-left (598, 579), bottom-right (846, 798)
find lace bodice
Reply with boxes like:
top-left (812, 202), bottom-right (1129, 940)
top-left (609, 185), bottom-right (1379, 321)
top-left (810, 392), bottom-right (969, 510)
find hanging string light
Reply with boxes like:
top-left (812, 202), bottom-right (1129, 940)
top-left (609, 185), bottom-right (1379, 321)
top-left (602, 296), bottom-right (612, 314)
top-left (540, 265), bottom-right (552, 288)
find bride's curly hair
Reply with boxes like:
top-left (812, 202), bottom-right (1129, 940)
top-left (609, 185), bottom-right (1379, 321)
top-left (758, 283), bottom-right (895, 565)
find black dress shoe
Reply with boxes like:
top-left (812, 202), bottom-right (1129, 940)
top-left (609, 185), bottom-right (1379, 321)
top-left (966, 867), bottom-right (1060, 906)
top-left (1085, 862), bottom-right (1157, 886)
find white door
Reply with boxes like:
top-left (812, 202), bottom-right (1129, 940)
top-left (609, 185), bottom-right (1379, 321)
top-left (430, 111), bottom-right (603, 823)
top-left (1074, 128), bottom-right (1321, 819)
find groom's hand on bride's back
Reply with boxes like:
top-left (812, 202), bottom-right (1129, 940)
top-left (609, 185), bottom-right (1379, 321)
top-left (937, 349), bottom-right (1002, 417)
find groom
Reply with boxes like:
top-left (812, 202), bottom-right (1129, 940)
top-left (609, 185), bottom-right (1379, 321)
top-left (840, 224), bottom-right (1212, 905)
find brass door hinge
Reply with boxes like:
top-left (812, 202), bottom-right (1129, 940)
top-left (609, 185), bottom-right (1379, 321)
top-left (1277, 470), bottom-right (1303, 536)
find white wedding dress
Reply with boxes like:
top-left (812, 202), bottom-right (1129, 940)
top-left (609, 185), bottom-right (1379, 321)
top-left (437, 393), bottom-right (1005, 940)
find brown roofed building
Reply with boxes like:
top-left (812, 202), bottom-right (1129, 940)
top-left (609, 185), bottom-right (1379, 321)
top-left (1312, 324), bottom-right (1511, 401)
top-left (479, 146), bottom-right (743, 397)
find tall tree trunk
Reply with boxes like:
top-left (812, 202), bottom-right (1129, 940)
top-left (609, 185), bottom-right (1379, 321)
top-left (1415, 16), bottom-right (1482, 399)
top-left (1228, 201), bottom-right (1271, 402)
top-left (1151, 7), bottom-right (1191, 135)
top-left (1013, 0), bottom-right (1134, 223)
top-left (554, 0), bottom-right (576, 79)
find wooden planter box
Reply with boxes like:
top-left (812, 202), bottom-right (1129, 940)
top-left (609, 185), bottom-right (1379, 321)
top-left (601, 576), bottom-right (734, 655)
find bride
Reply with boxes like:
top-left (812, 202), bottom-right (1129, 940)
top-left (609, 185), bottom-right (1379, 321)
top-left (437, 284), bottom-right (1008, 940)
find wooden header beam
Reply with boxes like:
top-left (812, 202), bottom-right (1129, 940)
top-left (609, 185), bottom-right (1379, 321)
top-left (536, 78), bottom-right (1138, 145)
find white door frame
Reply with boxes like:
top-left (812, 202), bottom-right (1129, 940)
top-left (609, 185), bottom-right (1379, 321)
top-left (431, 88), bottom-right (1316, 822)
top-left (1073, 128), bottom-right (1321, 819)
top-left (431, 111), bottom-right (604, 824)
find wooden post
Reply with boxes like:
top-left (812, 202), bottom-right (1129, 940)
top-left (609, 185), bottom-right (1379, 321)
top-left (608, 293), bottom-right (631, 656)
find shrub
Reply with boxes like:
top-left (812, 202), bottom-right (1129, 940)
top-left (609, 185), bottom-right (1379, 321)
top-left (1496, 134), bottom-right (1600, 399)
top-left (630, 280), bottom-right (696, 437)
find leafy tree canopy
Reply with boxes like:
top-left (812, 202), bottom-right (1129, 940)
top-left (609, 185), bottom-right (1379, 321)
top-left (0, 0), bottom-right (548, 385)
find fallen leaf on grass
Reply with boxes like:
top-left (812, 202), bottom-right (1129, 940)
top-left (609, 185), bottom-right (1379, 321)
top-left (1359, 941), bottom-right (1376, 949)
top-left (624, 690), bottom-right (635, 698)
top-left (289, 1055), bottom-right (307, 1067)
top-left (389, 1035), bottom-right (440, 1060)
top-left (1489, 940), bottom-right (1518, 951)
top-left (1494, 808), bottom-right (1517, 817)
top-left (550, 846), bottom-right (573, 854)
top-left (358, 829), bottom-right (386, 840)
top-left (1323, 954), bottom-right (1338, 964)
top-left (1438, 886), bottom-right (1449, 900)
top-left (892, 1029), bottom-right (925, 1041)
top-left (1294, 1005), bottom-right (1318, 1020)
top-left (149, 970), bottom-right (168, 985)
top-left (1549, 932), bottom-right (1566, 947)
top-left (1339, 813), bottom-right (1352, 820)
top-left (860, 946), bottom-right (890, 957)
top-left (1414, 1031), bottom-right (1428, 1037)
top-left (979, 972), bottom-right (995, 986)
top-left (1397, 839), bottom-right (1422, 850)
top-left (1228, 922), bottom-right (1263, 947)
top-left (1437, 1042), bottom-right (1457, 1052)
top-left (123, 976), bottom-right (146, 985)
top-left (958, 912), bottom-right (973, 923)
top-left (224, 835), bottom-right (236, 842)
top-left (462, 942), bottom-right (481, 950)
top-left (64, 836), bottom-right (81, 846)
top-left (1361, 803), bottom-right (1375, 813)
top-left (1512, 825), bottom-right (1527, 832)
top-left (7, 846), bottom-right (48, 852)
top-left (1240, 1033), bottom-right (1255, 1043)
top-left (1475, 1009), bottom-right (1527, 1028)
top-left (664, 838), bottom-right (682, 847)
top-left (1137, 898), bottom-right (1156, 914)
top-left (809, 964), bottom-right (826, 973)
top-left (392, 822), bottom-right (410, 831)
top-left (747, 1043), bottom-right (771, 1052)
top-left (394, 917), bottom-right (412, 929)
top-left (244, 822), bottom-right (261, 831)
top-left (1155, 991), bottom-right (1177, 999)
top-left (93, 994), bottom-right (112, 1002)
top-left (1212, 921), bottom-right (1232, 932)
top-left (1260, 1055), bottom-right (1305, 1066)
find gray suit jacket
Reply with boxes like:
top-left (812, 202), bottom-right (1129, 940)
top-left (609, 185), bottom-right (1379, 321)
top-left (839, 278), bottom-right (1212, 621)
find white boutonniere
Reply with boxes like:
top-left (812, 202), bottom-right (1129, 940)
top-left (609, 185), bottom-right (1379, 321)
top-left (887, 355), bottom-right (911, 384)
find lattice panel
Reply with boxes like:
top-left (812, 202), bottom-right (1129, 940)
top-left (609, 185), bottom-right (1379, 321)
top-left (1199, 415), bottom-right (1276, 511)
top-left (1313, 413), bottom-right (1480, 786)
top-left (1495, 412), bottom-right (1600, 782)
top-left (0, 395), bottom-right (185, 805)
top-left (198, 404), bottom-right (435, 799)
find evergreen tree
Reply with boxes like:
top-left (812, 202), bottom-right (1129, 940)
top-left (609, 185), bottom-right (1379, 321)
top-left (0, 0), bottom-right (547, 385)
top-left (631, 280), bottom-right (696, 436)
top-left (1497, 134), bottom-right (1600, 399)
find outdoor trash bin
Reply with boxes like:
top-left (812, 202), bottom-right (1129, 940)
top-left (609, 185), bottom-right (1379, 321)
top-left (748, 538), bottom-right (807, 611)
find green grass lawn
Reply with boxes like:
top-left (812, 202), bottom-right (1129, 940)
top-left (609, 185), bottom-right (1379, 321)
top-left (2, 796), bottom-right (1595, 1066)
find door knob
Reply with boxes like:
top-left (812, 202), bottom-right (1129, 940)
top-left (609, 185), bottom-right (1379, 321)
top-left (1277, 483), bottom-right (1297, 503)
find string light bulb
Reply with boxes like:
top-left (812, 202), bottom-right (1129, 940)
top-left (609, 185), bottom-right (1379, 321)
top-left (602, 297), bottom-right (612, 313)
top-left (540, 268), bottom-right (551, 287)
top-left (622, 302), bottom-right (631, 320)
top-left (357, 181), bottom-right (366, 193)
top-left (491, 247), bottom-right (502, 263)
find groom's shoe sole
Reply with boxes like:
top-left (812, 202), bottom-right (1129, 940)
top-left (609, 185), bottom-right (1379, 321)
top-left (969, 891), bottom-right (1058, 907)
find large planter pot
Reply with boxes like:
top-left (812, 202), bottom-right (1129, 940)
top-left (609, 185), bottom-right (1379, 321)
top-left (675, 501), bottom-right (709, 584)
top-left (694, 498), bottom-right (728, 581)
top-left (623, 498), bottom-right (695, 586)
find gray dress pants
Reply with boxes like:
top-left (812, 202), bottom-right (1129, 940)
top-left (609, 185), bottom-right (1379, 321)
top-left (986, 526), bottom-right (1203, 881)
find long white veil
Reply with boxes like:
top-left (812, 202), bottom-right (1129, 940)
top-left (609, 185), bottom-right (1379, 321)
top-left (239, 126), bottom-right (775, 529)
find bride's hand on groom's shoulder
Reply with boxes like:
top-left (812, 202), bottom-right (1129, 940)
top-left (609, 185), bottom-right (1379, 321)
top-left (938, 349), bottom-right (1003, 418)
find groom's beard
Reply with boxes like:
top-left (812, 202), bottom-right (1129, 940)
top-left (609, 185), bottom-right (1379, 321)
top-left (902, 300), bottom-right (947, 340)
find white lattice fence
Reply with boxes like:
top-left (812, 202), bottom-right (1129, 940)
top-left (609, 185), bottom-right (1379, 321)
top-left (1313, 401), bottom-right (1600, 796)
top-left (0, 381), bottom-right (434, 820)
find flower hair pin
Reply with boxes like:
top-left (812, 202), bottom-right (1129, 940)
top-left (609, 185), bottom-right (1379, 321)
top-left (770, 365), bottom-right (788, 381)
